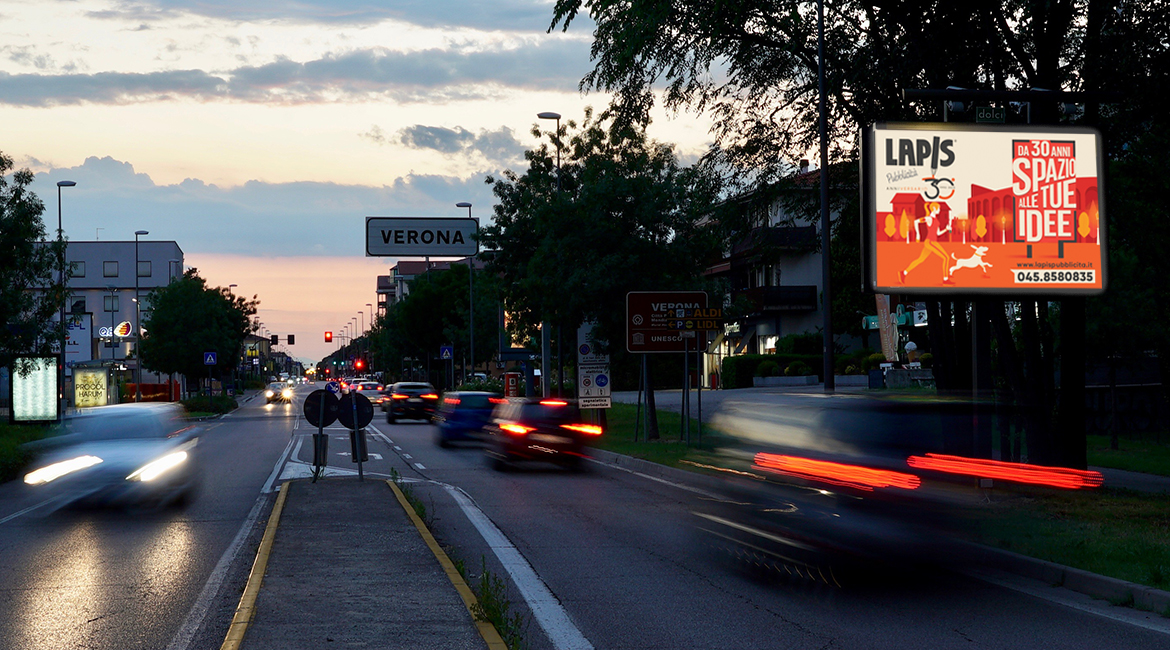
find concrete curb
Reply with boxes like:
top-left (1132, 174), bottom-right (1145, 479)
top-left (588, 448), bottom-right (1170, 616)
top-left (387, 480), bottom-right (509, 650)
top-left (221, 480), bottom-right (289, 650)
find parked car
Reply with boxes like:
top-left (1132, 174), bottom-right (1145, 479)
top-left (383, 382), bottom-right (440, 423)
top-left (21, 403), bottom-right (202, 509)
top-left (434, 391), bottom-right (505, 447)
top-left (483, 398), bottom-right (602, 471)
top-left (265, 381), bottom-right (293, 403)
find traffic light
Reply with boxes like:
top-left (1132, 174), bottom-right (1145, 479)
top-left (325, 331), bottom-right (333, 343)
top-left (270, 334), bottom-right (278, 345)
top-left (355, 359), bottom-right (364, 370)
top-left (288, 334), bottom-right (295, 345)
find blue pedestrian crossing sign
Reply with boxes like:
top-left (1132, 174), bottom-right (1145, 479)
top-left (204, 351), bottom-right (217, 365)
top-left (440, 346), bottom-right (454, 360)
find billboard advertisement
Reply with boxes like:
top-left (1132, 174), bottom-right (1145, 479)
top-left (863, 123), bottom-right (1105, 295)
top-left (9, 356), bottom-right (59, 423)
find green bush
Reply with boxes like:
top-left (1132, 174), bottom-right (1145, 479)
top-left (180, 394), bottom-right (238, 415)
top-left (457, 377), bottom-right (505, 394)
top-left (864, 353), bottom-right (888, 371)
top-left (785, 361), bottom-right (814, 377)
top-left (0, 423), bottom-right (50, 483)
top-left (774, 333), bottom-right (823, 355)
top-left (755, 360), bottom-right (780, 377)
top-left (722, 354), bottom-right (822, 388)
top-left (918, 352), bottom-right (934, 368)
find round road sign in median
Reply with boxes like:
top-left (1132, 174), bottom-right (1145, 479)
top-left (303, 389), bottom-right (340, 428)
top-left (337, 392), bottom-right (374, 430)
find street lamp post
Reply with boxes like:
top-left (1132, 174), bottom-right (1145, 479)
top-left (134, 229), bottom-right (149, 402)
top-left (56, 180), bottom-right (76, 413)
top-left (536, 112), bottom-right (561, 397)
top-left (456, 202), bottom-right (474, 383)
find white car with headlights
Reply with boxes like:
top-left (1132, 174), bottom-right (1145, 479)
top-left (21, 403), bottom-right (201, 509)
top-left (265, 381), bottom-right (294, 404)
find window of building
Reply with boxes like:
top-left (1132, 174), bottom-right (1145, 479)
top-left (104, 295), bottom-right (120, 312)
top-left (138, 261), bottom-right (151, 278)
top-left (103, 261), bottom-right (119, 277)
top-left (71, 299), bottom-right (86, 313)
top-left (71, 261), bottom-right (85, 277)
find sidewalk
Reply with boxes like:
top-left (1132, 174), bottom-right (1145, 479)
top-left (234, 478), bottom-right (491, 650)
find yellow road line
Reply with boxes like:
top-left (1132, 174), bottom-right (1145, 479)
top-left (220, 481), bottom-right (290, 650)
top-left (387, 480), bottom-right (509, 650)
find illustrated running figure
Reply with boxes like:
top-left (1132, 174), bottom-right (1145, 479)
top-left (900, 202), bottom-right (953, 284)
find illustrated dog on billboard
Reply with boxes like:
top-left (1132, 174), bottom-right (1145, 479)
top-left (948, 245), bottom-right (993, 276)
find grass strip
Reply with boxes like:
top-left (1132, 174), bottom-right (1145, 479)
top-left (0, 423), bottom-right (50, 483)
top-left (589, 402), bottom-right (729, 470)
top-left (966, 486), bottom-right (1170, 594)
top-left (1087, 434), bottom-right (1170, 477)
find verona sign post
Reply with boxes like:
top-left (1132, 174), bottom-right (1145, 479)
top-left (365, 217), bottom-right (479, 257)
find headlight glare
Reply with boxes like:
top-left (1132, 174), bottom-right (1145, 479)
top-left (25, 455), bottom-right (103, 485)
top-left (127, 451), bottom-right (188, 482)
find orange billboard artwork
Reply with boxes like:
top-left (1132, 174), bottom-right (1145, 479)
top-left (863, 123), bottom-right (1106, 296)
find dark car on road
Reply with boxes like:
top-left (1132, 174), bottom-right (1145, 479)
top-left (483, 398), bottom-right (602, 471)
top-left (21, 403), bottom-right (202, 510)
top-left (383, 382), bottom-right (440, 423)
top-left (434, 391), bottom-right (505, 447)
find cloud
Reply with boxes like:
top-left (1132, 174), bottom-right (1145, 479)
top-left (95, 0), bottom-right (564, 31)
top-left (32, 155), bottom-right (501, 258)
top-left (388, 124), bottom-right (527, 167)
top-left (0, 41), bottom-right (591, 106)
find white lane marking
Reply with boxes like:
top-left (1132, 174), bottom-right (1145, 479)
top-left (0, 495), bottom-right (70, 526)
top-left (262, 436), bottom-right (296, 494)
top-left (394, 446), bottom-right (402, 451)
top-left (403, 454), bottom-right (412, 459)
top-left (444, 485), bottom-right (593, 650)
top-left (414, 463), bottom-right (427, 470)
top-left (962, 568), bottom-right (1170, 635)
top-left (291, 434), bottom-right (305, 463)
top-left (165, 494), bottom-right (266, 650)
top-left (587, 457), bottom-right (722, 499)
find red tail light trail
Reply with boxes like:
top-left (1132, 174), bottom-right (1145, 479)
top-left (754, 453), bottom-right (921, 492)
top-left (906, 453), bottom-right (1104, 489)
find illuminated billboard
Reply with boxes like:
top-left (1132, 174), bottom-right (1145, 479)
top-left (9, 357), bottom-right (59, 423)
top-left (862, 123), bottom-right (1106, 295)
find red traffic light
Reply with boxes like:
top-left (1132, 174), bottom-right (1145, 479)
top-left (355, 359), bottom-right (364, 369)
top-left (325, 331), bottom-right (333, 342)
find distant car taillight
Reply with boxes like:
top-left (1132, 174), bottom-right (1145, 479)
top-left (539, 399), bottom-right (568, 406)
top-left (444, 397), bottom-right (461, 406)
top-left (392, 393), bottom-right (409, 400)
top-left (560, 424), bottom-right (603, 436)
top-left (489, 397), bottom-right (507, 404)
top-left (421, 393), bottom-right (439, 400)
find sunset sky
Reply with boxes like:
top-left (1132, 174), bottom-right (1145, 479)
top-left (3, 0), bottom-right (715, 363)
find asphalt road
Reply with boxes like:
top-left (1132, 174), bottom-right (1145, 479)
top-left (3, 384), bottom-right (1167, 649)
top-left (0, 388), bottom-right (303, 650)
top-left (369, 410), bottom-right (1170, 650)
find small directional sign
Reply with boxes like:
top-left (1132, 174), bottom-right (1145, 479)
top-left (440, 345), bottom-right (454, 360)
top-left (203, 351), bottom-right (217, 366)
top-left (325, 381), bottom-right (340, 394)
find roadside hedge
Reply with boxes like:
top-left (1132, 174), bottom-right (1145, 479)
top-left (721, 354), bottom-right (822, 389)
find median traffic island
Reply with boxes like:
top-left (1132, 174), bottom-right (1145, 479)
top-left (225, 478), bottom-right (497, 650)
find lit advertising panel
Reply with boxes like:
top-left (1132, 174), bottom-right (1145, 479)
top-left (74, 367), bottom-right (109, 408)
top-left (862, 123), bottom-right (1106, 295)
top-left (9, 357), bottom-right (59, 423)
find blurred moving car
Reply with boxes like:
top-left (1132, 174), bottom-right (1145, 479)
top-left (434, 391), bottom-right (504, 447)
top-left (352, 381), bottom-right (386, 407)
top-left (265, 381), bottom-right (293, 404)
top-left (21, 403), bottom-right (202, 509)
top-left (483, 398), bottom-right (602, 471)
top-left (383, 382), bottom-right (440, 423)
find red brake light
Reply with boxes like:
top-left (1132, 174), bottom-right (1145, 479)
top-left (539, 399), bottom-right (568, 406)
top-left (754, 453), bottom-right (921, 492)
top-left (444, 398), bottom-right (461, 406)
top-left (392, 393), bottom-right (409, 400)
top-left (421, 393), bottom-right (439, 400)
top-left (500, 423), bottom-right (534, 436)
top-left (907, 453), bottom-right (1104, 490)
top-left (560, 424), bottom-right (603, 436)
top-left (489, 397), bottom-right (507, 404)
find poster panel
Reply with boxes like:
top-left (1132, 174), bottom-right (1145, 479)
top-left (863, 123), bottom-right (1106, 295)
top-left (74, 367), bottom-right (109, 408)
top-left (10, 357), bottom-right (59, 423)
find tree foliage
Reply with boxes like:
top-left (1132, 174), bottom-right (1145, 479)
top-left (1, 151), bottom-right (67, 369)
top-left (552, 0), bottom-right (1170, 177)
top-left (140, 269), bottom-right (257, 383)
top-left (480, 109), bottom-right (727, 350)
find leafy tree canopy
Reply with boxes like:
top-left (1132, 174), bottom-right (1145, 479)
top-left (480, 109), bottom-right (728, 350)
top-left (1, 150), bottom-right (67, 369)
top-left (140, 269), bottom-right (257, 382)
